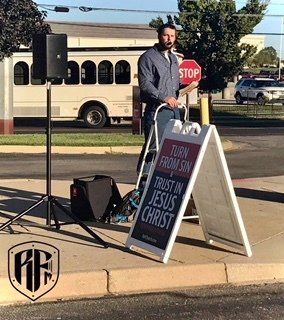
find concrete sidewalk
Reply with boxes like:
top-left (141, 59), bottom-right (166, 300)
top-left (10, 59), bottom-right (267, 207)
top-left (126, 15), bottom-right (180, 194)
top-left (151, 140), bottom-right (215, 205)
top-left (0, 176), bottom-right (283, 305)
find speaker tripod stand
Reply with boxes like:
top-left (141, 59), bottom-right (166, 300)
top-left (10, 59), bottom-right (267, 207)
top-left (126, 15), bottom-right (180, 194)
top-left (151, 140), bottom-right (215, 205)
top-left (0, 81), bottom-right (108, 248)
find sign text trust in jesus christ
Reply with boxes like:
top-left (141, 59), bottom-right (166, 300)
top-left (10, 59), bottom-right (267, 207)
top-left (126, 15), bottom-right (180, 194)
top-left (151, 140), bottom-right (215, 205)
top-left (130, 139), bottom-right (201, 250)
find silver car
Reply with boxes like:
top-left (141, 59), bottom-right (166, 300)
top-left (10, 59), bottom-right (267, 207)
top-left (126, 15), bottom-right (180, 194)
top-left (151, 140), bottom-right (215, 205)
top-left (234, 78), bottom-right (284, 105)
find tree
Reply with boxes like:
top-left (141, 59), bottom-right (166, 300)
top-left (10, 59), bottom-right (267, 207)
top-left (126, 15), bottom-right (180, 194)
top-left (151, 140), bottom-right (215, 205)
top-left (252, 46), bottom-right (278, 67)
top-left (150, 0), bottom-right (268, 92)
top-left (0, 0), bottom-right (50, 61)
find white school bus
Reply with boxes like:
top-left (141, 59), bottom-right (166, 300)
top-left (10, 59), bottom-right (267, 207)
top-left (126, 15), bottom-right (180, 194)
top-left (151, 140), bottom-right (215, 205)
top-left (12, 47), bottom-right (149, 128)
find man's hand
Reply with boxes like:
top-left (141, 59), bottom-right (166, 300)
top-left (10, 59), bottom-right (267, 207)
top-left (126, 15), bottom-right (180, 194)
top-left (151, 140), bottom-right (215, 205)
top-left (164, 96), bottom-right (179, 107)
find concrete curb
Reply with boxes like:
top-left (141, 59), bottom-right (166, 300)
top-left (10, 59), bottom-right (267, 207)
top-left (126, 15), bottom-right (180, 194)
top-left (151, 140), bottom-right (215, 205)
top-left (0, 140), bottom-right (235, 155)
top-left (0, 145), bottom-right (143, 155)
top-left (0, 270), bottom-right (108, 305)
top-left (108, 264), bottom-right (227, 294)
top-left (226, 263), bottom-right (284, 284)
top-left (0, 263), bottom-right (283, 305)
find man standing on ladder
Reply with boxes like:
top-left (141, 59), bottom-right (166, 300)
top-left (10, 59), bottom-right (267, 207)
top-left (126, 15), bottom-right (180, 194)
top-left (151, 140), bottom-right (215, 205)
top-left (136, 23), bottom-right (184, 173)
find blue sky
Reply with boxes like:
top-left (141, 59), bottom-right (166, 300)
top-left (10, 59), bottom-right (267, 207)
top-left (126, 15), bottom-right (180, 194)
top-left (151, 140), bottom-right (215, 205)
top-left (34, 0), bottom-right (284, 55)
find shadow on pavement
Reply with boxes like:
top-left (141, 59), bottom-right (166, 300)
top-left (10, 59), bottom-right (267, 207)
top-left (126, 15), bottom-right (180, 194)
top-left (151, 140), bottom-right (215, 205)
top-left (0, 185), bottom-right (263, 256)
top-left (235, 187), bottom-right (284, 203)
top-left (0, 185), bottom-right (72, 222)
top-left (0, 186), bottom-right (163, 261)
top-left (175, 235), bottom-right (243, 255)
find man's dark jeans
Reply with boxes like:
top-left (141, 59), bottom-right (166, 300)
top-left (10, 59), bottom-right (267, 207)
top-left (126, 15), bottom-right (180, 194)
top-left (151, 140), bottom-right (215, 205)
top-left (136, 106), bottom-right (180, 173)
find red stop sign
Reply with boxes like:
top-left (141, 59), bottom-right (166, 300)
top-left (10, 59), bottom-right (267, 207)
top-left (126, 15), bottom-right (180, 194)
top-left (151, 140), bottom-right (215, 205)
top-left (179, 59), bottom-right (201, 84)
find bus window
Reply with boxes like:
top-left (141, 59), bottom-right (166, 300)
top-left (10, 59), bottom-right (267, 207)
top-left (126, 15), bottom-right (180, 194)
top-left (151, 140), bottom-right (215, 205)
top-left (51, 78), bottom-right (63, 85)
top-left (98, 60), bottom-right (113, 84)
top-left (81, 60), bottom-right (96, 84)
top-left (115, 60), bottom-right (130, 84)
top-left (14, 62), bottom-right (29, 85)
top-left (65, 61), bottom-right (79, 85)
top-left (31, 64), bottom-right (46, 85)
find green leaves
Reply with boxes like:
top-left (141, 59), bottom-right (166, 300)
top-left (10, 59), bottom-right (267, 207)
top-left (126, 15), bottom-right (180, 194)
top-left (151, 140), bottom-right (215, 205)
top-left (251, 46), bottom-right (278, 67)
top-left (149, 0), bottom-right (268, 92)
top-left (0, 0), bottom-right (50, 61)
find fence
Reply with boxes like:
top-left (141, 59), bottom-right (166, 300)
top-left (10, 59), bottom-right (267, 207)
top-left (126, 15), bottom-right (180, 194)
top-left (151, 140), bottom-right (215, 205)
top-left (186, 99), bottom-right (284, 122)
top-left (212, 99), bottom-right (284, 119)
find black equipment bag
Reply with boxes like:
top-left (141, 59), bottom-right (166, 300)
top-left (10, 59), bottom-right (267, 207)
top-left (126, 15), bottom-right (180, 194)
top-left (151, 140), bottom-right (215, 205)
top-left (70, 175), bottom-right (122, 222)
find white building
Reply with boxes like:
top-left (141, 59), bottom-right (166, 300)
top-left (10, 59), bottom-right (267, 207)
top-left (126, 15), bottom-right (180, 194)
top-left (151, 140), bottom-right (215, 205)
top-left (239, 34), bottom-right (265, 53)
top-left (49, 21), bottom-right (157, 48)
top-left (49, 21), bottom-right (265, 52)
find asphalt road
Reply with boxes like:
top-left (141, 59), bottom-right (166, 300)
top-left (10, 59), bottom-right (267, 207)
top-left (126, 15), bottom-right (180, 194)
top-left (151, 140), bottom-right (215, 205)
top-left (0, 134), bottom-right (283, 182)
top-left (0, 283), bottom-right (283, 320)
top-left (14, 118), bottom-right (284, 135)
top-left (14, 119), bottom-right (132, 134)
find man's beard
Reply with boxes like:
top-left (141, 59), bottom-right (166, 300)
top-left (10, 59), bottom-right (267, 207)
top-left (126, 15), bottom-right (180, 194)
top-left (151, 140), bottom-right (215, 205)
top-left (160, 41), bottom-right (174, 50)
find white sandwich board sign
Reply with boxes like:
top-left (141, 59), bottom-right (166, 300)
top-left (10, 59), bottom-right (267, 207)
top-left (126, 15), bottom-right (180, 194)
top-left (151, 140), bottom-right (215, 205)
top-left (126, 120), bottom-right (252, 263)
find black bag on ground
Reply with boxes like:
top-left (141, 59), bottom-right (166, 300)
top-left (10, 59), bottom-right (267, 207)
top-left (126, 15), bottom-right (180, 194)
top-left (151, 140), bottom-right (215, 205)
top-left (70, 175), bottom-right (122, 222)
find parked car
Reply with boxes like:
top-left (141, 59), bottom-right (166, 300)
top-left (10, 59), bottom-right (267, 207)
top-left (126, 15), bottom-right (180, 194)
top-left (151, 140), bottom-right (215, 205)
top-left (269, 70), bottom-right (284, 82)
top-left (234, 78), bottom-right (284, 105)
top-left (239, 71), bottom-right (256, 78)
top-left (259, 70), bottom-right (273, 77)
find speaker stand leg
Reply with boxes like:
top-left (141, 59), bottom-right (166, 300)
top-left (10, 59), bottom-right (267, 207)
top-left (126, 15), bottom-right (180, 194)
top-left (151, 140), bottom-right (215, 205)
top-left (0, 196), bottom-right (47, 231)
top-left (0, 81), bottom-right (108, 248)
top-left (51, 197), bottom-right (108, 248)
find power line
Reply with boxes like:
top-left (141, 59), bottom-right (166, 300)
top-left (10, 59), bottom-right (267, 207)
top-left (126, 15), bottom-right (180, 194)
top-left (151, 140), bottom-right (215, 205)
top-left (38, 4), bottom-right (178, 15)
top-left (38, 0), bottom-right (284, 6)
top-left (225, 0), bottom-right (284, 5)
top-left (44, 20), bottom-right (284, 36)
top-left (37, 0), bottom-right (284, 11)
top-left (37, 3), bottom-right (284, 17)
top-left (38, 3), bottom-right (284, 18)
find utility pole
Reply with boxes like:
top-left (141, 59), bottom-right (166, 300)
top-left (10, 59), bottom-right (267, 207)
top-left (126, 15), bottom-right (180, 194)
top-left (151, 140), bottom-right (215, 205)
top-left (278, 17), bottom-right (284, 80)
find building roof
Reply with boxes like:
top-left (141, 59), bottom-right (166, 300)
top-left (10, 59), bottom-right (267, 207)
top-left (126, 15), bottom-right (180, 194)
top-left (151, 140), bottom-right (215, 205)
top-left (48, 21), bottom-right (157, 39)
top-left (47, 21), bottom-right (265, 53)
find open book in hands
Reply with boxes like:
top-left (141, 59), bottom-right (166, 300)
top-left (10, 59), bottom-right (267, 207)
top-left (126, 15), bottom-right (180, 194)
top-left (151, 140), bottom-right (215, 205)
top-left (179, 81), bottom-right (199, 97)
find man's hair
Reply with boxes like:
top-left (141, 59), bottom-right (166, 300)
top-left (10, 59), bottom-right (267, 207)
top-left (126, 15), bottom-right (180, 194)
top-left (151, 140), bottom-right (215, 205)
top-left (157, 23), bottom-right (177, 37)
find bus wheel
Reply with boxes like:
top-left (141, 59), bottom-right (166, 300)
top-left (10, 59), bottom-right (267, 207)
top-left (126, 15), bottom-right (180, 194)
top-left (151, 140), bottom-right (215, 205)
top-left (83, 106), bottom-right (107, 128)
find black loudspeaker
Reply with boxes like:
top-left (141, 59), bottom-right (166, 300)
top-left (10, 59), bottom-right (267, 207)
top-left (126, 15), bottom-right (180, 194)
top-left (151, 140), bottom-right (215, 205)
top-left (70, 175), bottom-right (122, 221)
top-left (32, 33), bottom-right (68, 80)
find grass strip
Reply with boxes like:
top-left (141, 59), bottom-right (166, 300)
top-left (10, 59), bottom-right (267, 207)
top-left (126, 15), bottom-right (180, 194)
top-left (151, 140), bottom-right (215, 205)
top-left (0, 133), bottom-right (145, 147)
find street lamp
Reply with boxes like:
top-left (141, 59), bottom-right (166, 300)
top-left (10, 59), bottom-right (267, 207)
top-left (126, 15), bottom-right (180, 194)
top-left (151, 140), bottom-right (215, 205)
top-left (54, 6), bottom-right (69, 13)
top-left (38, 5), bottom-right (69, 13)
